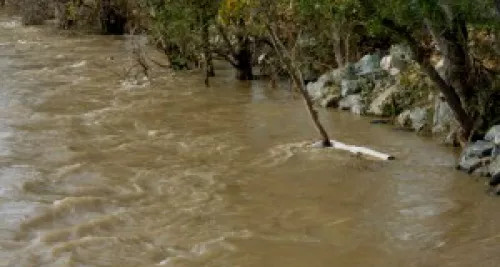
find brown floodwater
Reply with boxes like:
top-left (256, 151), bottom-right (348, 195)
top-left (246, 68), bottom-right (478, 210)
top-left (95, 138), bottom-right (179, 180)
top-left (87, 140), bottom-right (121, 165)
top-left (1, 12), bottom-right (500, 267)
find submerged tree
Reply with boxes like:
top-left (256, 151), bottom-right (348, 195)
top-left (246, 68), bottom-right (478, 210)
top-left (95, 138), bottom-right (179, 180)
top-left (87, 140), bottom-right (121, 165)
top-left (148, 0), bottom-right (259, 81)
top-left (245, 0), bottom-right (334, 146)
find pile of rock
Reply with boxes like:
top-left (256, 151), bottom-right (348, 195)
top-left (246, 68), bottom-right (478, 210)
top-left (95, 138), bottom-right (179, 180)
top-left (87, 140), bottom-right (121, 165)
top-left (306, 44), bottom-right (457, 143)
top-left (457, 125), bottom-right (500, 193)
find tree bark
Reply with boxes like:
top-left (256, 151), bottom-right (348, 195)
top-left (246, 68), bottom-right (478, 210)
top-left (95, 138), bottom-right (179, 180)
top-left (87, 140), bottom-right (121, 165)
top-left (234, 19), bottom-right (253, 80)
top-left (266, 24), bottom-right (332, 147)
top-left (424, 15), bottom-right (473, 104)
top-left (235, 48), bottom-right (253, 80)
top-left (290, 70), bottom-right (332, 147)
top-left (333, 36), bottom-right (346, 68)
top-left (215, 22), bottom-right (253, 80)
top-left (100, 0), bottom-right (127, 35)
top-left (382, 19), bottom-right (474, 140)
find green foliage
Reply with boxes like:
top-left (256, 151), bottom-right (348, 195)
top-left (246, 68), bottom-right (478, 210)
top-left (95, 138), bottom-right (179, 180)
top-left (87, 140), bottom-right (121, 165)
top-left (147, 0), bottom-right (220, 69)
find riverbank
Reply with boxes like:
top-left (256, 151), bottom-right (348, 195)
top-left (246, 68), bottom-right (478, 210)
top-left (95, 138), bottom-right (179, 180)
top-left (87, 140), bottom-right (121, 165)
top-left (304, 46), bottom-right (500, 192)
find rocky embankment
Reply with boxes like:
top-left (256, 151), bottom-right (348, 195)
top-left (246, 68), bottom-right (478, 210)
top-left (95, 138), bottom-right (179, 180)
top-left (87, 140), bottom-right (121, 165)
top-left (456, 126), bottom-right (500, 193)
top-left (307, 44), bottom-right (500, 193)
top-left (306, 44), bottom-right (458, 144)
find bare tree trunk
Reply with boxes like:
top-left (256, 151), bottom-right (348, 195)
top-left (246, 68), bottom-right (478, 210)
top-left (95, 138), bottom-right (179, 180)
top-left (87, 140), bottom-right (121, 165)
top-left (382, 19), bottom-right (474, 140)
top-left (235, 47), bottom-right (253, 80)
top-left (333, 36), bottom-right (345, 68)
top-left (333, 25), bottom-right (353, 68)
top-left (291, 70), bottom-right (332, 147)
top-left (344, 32), bottom-right (352, 64)
top-left (234, 19), bottom-right (253, 80)
top-left (423, 5), bottom-right (496, 137)
top-left (100, 0), bottom-right (127, 35)
top-left (425, 16), bottom-right (473, 104)
top-left (266, 24), bottom-right (332, 147)
top-left (419, 56), bottom-right (474, 137)
top-left (214, 21), bottom-right (253, 80)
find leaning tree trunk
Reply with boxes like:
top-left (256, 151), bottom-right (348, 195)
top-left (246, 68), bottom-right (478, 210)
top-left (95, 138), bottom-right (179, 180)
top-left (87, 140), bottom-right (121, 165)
top-left (423, 5), bottom-right (494, 138)
top-left (425, 16), bottom-right (473, 104)
top-left (266, 24), bottom-right (332, 147)
top-left (291, 70), bottom-right (332, 147)
top-left (382, 18), bottom-right (475, 141)
top-left (422, 16), bottom-right (476, 139)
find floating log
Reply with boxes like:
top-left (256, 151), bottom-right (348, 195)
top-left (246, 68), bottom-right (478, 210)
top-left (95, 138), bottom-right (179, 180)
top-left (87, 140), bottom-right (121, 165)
top-left (312, 140), bottom-right (395, 160)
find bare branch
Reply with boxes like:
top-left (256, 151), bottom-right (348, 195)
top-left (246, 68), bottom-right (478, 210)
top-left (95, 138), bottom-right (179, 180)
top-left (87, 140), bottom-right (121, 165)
top-left (216, 23), bottom-right (237, 57)
top-left (212, 48), bottom-right (238, 67)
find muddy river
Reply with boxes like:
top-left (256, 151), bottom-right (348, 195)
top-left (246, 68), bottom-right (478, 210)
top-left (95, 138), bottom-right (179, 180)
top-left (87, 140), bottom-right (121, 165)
top-left (1, 12), bottom-right (500, 267)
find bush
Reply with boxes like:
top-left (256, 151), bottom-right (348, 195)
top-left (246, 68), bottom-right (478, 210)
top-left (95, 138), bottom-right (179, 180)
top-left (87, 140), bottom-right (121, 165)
top-left (20, 0), bottom-right (51, 25)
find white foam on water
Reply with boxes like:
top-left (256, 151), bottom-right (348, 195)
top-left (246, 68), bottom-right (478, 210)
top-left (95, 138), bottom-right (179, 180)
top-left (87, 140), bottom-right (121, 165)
top-left (250, 141), bottom-right (310, 167)
top-left (0, 130), bottom-right (13, 156)
top-left (0, 20), bottom-right (21, 29)
top-left (70, 60), bottom-right (87, 68)
top-left (120, 78), bottom-right (150, 90)
top-left (16, 40), bottom-right (41, 45)
top-left (71, 76), bottom-right (90, 85)
top-left (157, 235), bottom-right (239, 266)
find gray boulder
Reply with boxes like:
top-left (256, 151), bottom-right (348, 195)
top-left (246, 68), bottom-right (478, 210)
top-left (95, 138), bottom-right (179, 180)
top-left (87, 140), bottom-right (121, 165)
top-left (485, 125), bottom-right (500, 143)
top-left (397, 110), bottom-right (412, 128)
top-left (462, 140), bottom-right (495, 159)
top-left (489, 156), bottom-right (500, 177)
top-left (306, 80), bottom-right (326, 101)
top-left (396, 107), bottom-right (431, 132)
top-left (339, 94), bottom-right (363, 115)
top-left (368, 85), bottom-right (399, 116)
top-left (410, 107), bottom-right (430, 132)
top-left (380, 44), bottom-right (413, 75)
top-left (320, 94), bottom-right (341, 108)
top-left (355, 54), bottom-right (382, 76)
top-left (457, 140), bottom-right (495, 173)
top-left (432, 94), bottom-right (458, 134)
top-left (341, 79), bottom-right (362, 97)
top-left (306, 68), bottom-right (345, 105)
top-left (458, 157), bottom-right (483, 174)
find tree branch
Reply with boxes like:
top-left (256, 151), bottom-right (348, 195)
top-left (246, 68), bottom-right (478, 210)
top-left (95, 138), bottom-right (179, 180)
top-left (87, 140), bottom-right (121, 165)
top-left (381, 18), bottom-right (474, 139)
top-left (212, 48), bottom-right (238, 68)
top-left (216, 23), bottom-right (237, 57)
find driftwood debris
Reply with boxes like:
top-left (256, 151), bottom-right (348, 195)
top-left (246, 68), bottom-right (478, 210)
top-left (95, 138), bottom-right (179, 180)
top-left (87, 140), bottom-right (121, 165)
top-left (312, 140), bottom-right (395, 161)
